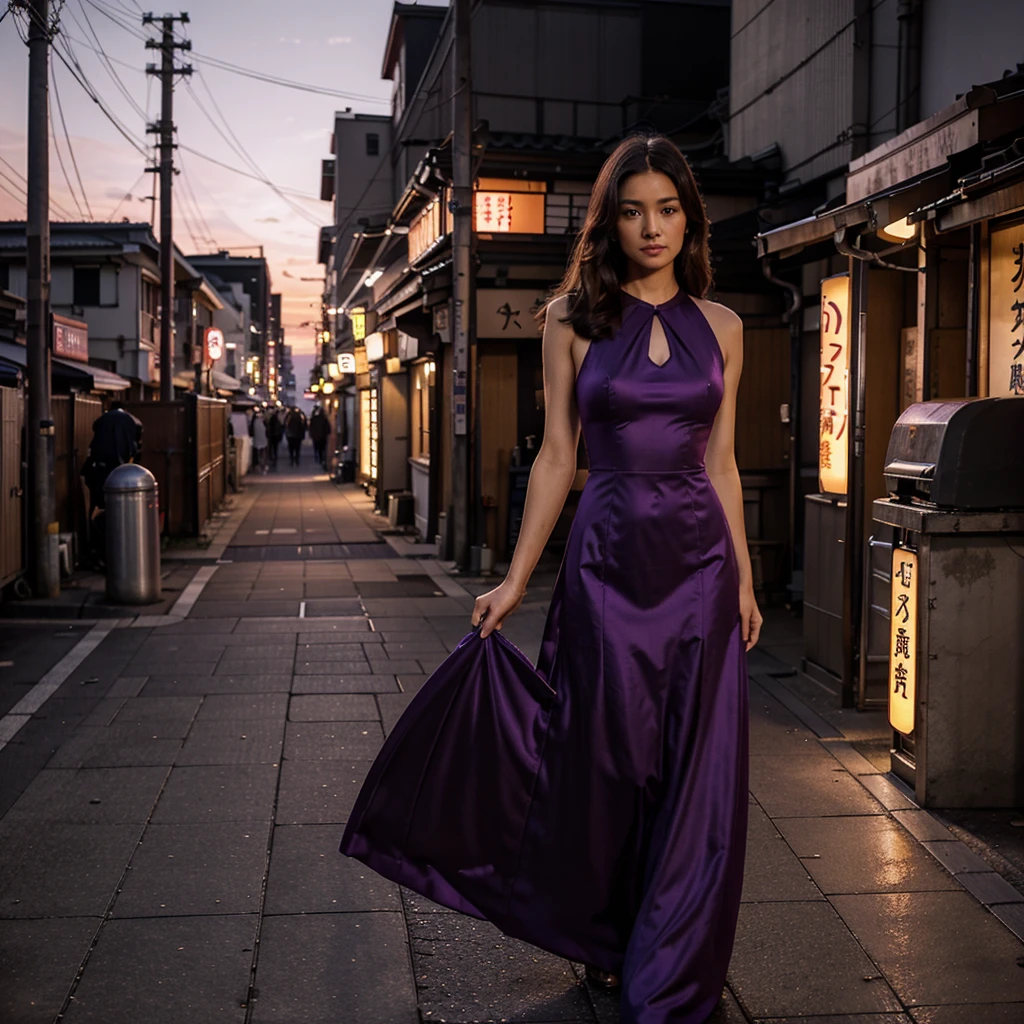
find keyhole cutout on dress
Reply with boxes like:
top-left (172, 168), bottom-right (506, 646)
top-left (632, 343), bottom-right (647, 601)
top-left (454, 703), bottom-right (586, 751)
top-left (647, 314), bottom-right (671, 368)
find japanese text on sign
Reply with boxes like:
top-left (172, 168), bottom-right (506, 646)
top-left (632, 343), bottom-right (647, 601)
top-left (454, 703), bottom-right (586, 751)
top-left (818, 274), bottom-right (850, 495)
top-left (988, 223), bottom-right (1024, 397)
top-left (888, 546), bottom-right (918, 736)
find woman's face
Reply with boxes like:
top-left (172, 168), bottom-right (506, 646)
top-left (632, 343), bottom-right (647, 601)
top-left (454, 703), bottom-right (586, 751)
top-left (614, 170), bottom-right (687, 273)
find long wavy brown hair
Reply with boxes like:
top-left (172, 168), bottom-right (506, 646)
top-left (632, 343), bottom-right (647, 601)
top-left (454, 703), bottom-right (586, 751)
top-left (539, 134), bottom-right (712, 340)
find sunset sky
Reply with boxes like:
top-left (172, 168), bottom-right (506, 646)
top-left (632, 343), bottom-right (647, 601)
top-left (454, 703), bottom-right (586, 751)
top-left (0, 0), bottom-right (445, 373)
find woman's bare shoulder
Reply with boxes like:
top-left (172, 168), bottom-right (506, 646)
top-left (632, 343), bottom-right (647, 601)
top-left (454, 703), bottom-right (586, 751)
top-left (692, 296), bottom-right (742, 336)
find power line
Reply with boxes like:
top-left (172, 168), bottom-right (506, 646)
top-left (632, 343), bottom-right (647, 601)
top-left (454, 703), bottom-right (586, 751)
top-left (0, 153), bottom-right (79, 221)
top-left (183, 73), bottom-right (326, 226)
top-left (51, 54), bottom-right (94, 218)
top-left (107, 170), bottom-right (146, 219)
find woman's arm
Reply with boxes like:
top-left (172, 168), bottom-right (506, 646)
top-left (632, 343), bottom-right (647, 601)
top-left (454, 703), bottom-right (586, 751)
top-left (702, 303), bottom-right (763, 651)
top-left (473, 294), bottom-right (581, 637)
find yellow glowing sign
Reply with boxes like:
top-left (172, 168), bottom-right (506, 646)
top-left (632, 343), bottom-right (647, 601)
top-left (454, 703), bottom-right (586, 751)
top-left (350, 307), bottom-right (366, 343)
top-left (988, 222), bottom-right (1024, 396)
top-left (888, 546), bottom-right (918, 735)
top-left (818, 273), bottom-right (851, 494)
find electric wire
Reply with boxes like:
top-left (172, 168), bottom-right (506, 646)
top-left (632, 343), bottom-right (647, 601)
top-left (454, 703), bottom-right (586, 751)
top-left (0, 149), bottom-right (79, 222)
top-left (107, 169), bottom-right (146, 219)
top-left (183, 73), bottom-right (326, 226)
top-left (49, 65), bottom-right (88, 218)
top-left (51, 53), bottom-right (94, 218)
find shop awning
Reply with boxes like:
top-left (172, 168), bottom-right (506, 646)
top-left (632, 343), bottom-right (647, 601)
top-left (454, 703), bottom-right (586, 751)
top-left (907, 154), bottom-right (1024, 233)
top-left (0, 340), bottom-right (130, 391)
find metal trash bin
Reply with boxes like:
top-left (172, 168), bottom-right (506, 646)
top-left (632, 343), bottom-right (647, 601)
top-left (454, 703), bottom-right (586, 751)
top-left (873, 397), bottom-right (1024, 808)
top-left (104, 463), bottom-right (162, 605)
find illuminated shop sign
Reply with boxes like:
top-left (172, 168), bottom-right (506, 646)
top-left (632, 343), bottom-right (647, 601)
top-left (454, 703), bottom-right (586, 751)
top-left (888, 546), bottom-right (918, 736)
top-left (988, 221), bottom-right (1024, 396)
top-left (818, 273), bottom-right (851, 495)
top-left (53, 314), bottom-right (88, 363)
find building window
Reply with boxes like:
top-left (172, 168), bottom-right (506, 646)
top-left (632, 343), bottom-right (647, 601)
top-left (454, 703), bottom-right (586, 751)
top-left (0, 264), bottom-right (8, 290)
top-left (366, 133), bottom-right (379, 156)
top-left (73, 266), bottom-right (101, 306)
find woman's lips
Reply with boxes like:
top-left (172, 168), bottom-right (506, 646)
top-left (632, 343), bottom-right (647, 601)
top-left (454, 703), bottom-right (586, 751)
top-left (640, 245), bottom-right (666, 254)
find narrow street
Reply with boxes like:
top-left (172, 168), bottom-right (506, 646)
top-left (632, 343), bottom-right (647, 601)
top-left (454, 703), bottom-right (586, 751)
top-left (1, 454), bottom-right (1023, 1024)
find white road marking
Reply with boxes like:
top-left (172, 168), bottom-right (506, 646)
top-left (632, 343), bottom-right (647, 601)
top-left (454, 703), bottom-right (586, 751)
top-left (299, 601), bottom-right (306, 619)
top-left (0, 620), bottom-right (117, 753)
top-left (169, 565), bottom-right (219, 618)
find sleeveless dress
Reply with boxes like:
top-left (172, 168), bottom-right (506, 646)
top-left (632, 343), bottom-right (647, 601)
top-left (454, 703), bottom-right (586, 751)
top-left (340, 287), bottom-right (749, 1024)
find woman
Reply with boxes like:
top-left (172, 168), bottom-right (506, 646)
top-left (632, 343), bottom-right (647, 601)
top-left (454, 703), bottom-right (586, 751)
top-left (250, 408), bottom-right (268, 475)
top-left (342, 134), bottom-right (761, 1023)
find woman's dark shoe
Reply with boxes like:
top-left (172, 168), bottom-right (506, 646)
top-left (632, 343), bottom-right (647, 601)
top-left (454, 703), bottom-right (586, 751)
top-left (584, 965), bottom-right (622, 990)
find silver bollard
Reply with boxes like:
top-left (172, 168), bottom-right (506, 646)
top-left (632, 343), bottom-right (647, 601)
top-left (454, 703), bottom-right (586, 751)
top-left (104, 464), bottom-right (162, 604)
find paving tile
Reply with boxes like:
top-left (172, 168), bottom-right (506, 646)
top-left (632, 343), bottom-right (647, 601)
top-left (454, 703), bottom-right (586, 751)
top-left (377, 693), bottom-right (415, 735)
top-left (820, 739), bottom-right (883, 776)
top-left (264, 824), bottom-right (400, 915)
top-left (859, 773), bottom-right (918, 811)
top-left (176, 719), bottom-right (285, 766)
top-left (413, 652), bottom-right (447, 673)
top-left (749, 753), bottom-right (885, 818)
top-left (191, 600), bottom-right (300, 618)
top-left (251, 913), bottom-right (417, 1024)
top-left (367, 618), bottom-right (439, 634)
top-left (291, 674), bottom-right (401, 694)
top-left (381, 640), bottom-right (448, 654)
top-left (921, 840), bottom-right (994, 876)
top-left (397, 673), bottom-right (430, 694)
top-left (832, 891), bottom-right (1024, 1006)
top-left (0, 823), bottom-right (141, 917)
top-left (741, 804), bottom-right (823, 903)
top-left (288, 695), bottom-right (379, 721)
top-left (729, 901), bottom-right (902, 1017)
top-left (130, 642), bottom-right (225, 663)
top-left (891, 810), bottom-right (954, 844)
top-left (4, 767), bottom-right (169, 823)
top-left (195, 694), bottom-right (289, 721)
top-left (79, 697), bottom-right (126, 727)
top-left (47, 725), bottom-right (185, 769)
top-left (774, 815), bottom-right (960, 895)
top-left (151, 764), bottom-right (280, 823)
top-left (157, 618), bottom-right (241, 634)
top-left (910, 1008), bottom-right (1024, 1024)
top-left (293, 659), bottom-right (370, 675)
top-left (234, 616), bottom-right (367, 634)
top-left (0, 917), bottom-right (99, 1024)
top-left (366, 658), bottom-right (425, 675)
top-left (142, 674), bottom-right (294, 696)
top-left (298, 632), bottom-right (381, 645)
top-left (956, 871), bottom-right (1024, 906)
top-left (275, 760), bottom-right (367, 825)
top-left (296, 642), bottom-right (371, 657)
top-left (105, 676), bottom-right (148, 698)
top-left (406, 912), bottom-right (593, 1023)
top-left (283, 721), bottom-right (384, 761)
top-left (303, 581), bottom-right (359, 598)
top-left (991, 902), bottom-right (1024, 941)
top-left (296, 598), bottom-right (364, 610)
top-left (112, 696), bottom-right (203, 722)
top-left (215, 658), bottom-right (296, 676)
top-left (758, 1016), bottom-right (912, 1024)
top-left (61, 915), bottom-right (256, 1024)
top-left (113, 822), bottom-right (270, 918)
top-left (122, 659), bottom-right (218, 677)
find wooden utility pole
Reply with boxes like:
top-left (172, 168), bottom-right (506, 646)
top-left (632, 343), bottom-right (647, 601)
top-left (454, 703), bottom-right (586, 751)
top-left (25, 0), bottom-right (59, 598)
top-left (450, 0), bottom-right (473, 569)
top-left (144, 13), bottom-right (191, 402)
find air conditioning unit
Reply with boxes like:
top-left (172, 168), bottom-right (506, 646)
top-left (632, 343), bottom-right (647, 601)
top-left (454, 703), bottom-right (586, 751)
top-left (387, 491), bottom-right (414, 528)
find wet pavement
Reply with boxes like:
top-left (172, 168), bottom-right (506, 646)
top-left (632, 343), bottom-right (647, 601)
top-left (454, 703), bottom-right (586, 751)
top-left (1, 449), bottom-right (1023, 1023)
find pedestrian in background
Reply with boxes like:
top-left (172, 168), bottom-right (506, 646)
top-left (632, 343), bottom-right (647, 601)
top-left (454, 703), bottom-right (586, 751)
top-left (266, 408), bottom-right (284, 470)
top-left (342, 133), bottom-right (760, 1024)
top-left (285, 406), bottom-right (306, 466)
top-left (309, 405), bottom-right (331, 469)
top-left (250, 408), bottom-right (268, 474)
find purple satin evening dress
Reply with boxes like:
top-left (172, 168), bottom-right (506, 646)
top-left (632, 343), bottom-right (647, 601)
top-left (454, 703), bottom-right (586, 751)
top-left (341, 287), bottom-right (749, 1024)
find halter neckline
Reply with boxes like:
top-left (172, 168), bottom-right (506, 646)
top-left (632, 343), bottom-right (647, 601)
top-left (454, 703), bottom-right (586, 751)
top-left (620, 286), bottom-right (686, 312)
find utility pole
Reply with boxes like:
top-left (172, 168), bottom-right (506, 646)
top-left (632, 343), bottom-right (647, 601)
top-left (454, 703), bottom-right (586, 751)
top-left (144, 12), bottom-right (191, 402)
top-left (450, 0), bottom-right (473, 570)
top-left (25, 0), bottom-right (59, 598)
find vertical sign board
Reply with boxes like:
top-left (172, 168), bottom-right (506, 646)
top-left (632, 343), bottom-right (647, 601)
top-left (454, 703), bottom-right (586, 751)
top-left (818, 274), bottom-right (851, 494)
top-left (988, 221), bottom-right (1024, 396)
top-left (453, 298), bottom-right (467, 436)
top-left (888, 546), bottom-right (918, 735)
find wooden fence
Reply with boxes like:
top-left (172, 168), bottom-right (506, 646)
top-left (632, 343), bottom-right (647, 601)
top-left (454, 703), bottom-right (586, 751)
top-left (52, 392), bottom-right (104, 564)
top-left (125, 395), bottom-right (228, 536)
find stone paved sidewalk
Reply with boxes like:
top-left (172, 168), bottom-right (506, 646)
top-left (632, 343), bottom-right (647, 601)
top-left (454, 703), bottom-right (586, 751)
top-left (1, 463), bottom-right (1023, 1024)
